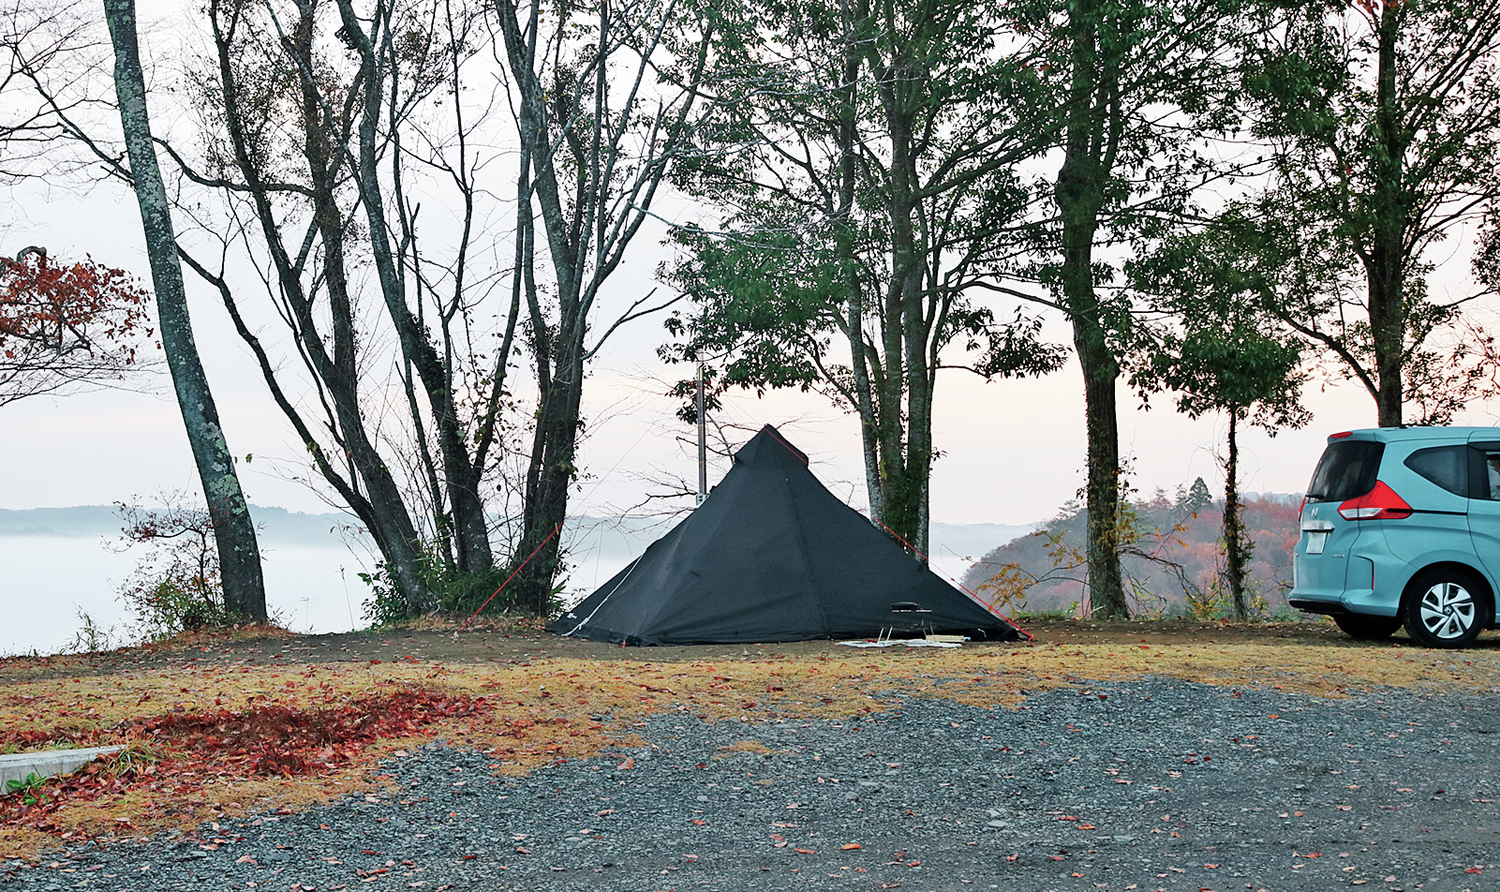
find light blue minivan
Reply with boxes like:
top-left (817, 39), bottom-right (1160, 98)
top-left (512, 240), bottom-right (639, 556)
top-left (1290, 427), bottom-right (1500, 648)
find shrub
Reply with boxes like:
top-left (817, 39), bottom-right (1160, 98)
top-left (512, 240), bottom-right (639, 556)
top-left (112, 495), bottom-right (239, 640)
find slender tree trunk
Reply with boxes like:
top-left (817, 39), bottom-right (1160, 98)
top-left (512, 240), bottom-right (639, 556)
top-left (104, 0), bottom-right (267, 622)
top-left (1055, 0), bottom-right (1127, 619)
top-left (1367, 2), bottom-right (1406, 428)
top-left (331, 0), bottom-right (495, 579)
top-left (1223, 409), bottom-right (1248, 619)
top-left (206, 0), bottom-right (434, 615)
top-left (513, 346), bottom-right (584, 615)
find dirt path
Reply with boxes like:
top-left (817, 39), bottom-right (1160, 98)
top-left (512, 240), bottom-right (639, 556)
top-left (3, 616), bottom-right (1433, 681)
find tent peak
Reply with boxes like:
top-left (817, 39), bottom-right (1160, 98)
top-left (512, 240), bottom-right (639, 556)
top-left (734, 424), bottom-right (809, 468)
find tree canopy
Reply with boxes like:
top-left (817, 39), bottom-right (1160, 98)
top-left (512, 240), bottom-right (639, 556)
top-left (0, 247), bottom-right (153, 405)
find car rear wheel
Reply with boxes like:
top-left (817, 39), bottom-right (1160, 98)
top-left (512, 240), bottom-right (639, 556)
top-left (1403, 569), bottom-right (1491, 649)
top-left (1333, 613), bottom-right (1401, 640)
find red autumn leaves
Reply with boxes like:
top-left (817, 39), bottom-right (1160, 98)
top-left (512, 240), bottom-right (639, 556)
top-left (124, 687), bottom-right (487, 777)
top-left (0, 253), bottom-right (151, 358)
top-left (0, 687), bottom-right (486, 839)
top-left (0, 251), bottom-right (153, 403)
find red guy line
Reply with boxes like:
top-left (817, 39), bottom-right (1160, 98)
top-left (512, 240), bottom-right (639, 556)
top-left (875, 518), bottom-right (1033, 641)
top-left (459, 521), bottom-right (564, 631)
top-left (763, 426), bottom-right (809, 464)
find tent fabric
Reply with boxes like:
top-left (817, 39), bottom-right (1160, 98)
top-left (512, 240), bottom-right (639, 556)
top-left (547, 424), bottom-right (1024, 645)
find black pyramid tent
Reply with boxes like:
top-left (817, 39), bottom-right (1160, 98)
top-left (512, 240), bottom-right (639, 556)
top-left (547, 424), bottom-right (1024, 645)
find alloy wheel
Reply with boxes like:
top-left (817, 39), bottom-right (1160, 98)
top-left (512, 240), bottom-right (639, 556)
top-left (1415, 582), bottom-right (1478, 641)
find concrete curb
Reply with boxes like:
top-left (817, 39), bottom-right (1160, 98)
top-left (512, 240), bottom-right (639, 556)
top-left (0, 746), bottom-right (124, 792)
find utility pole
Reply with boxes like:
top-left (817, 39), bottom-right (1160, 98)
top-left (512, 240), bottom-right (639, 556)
top-left (696, 363), bottom-right (707, 506)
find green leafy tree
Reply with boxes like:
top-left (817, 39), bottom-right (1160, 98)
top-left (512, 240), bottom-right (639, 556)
top-left (1134, 322), bottom-right (1308, 619)
top-left (1023, 0), bottom-right (1257, 618)
top-left (664, 0), bottom-right (1063, 555)
top-left (1179, 477), bottom-right (1213, 517)
top-left (1130, 211), bottom-right (1311, 618)
top-left (1241, 0), bottom-right (1500, 426)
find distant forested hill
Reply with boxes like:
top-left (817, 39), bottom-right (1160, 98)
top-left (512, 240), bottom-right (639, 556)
top-left (960, 485), bottom-right (1301, 617)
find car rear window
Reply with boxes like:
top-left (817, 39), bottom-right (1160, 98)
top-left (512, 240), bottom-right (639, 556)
top-left (1405, 445), bottom-right (1468, 496)
top-left (1305, 440), bottom-right (1384, 502)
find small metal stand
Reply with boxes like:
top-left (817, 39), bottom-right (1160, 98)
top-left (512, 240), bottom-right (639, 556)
top-left (880, 601), bottom-right (934, 642)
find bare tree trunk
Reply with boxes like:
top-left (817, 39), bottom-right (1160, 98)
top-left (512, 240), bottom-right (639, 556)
top-left (331, 0), bottom-right (495, 579)
top-left (103, 0), bottom-right (267, 622)
top-left (1224, 409), bottom-right (1248, 619)
top-left (203, 0), bottom-right (437, 615)
top-left (491, 0), bottom-right (713, 612)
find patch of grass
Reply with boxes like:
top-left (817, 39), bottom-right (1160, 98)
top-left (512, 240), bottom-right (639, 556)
top-left (717, 740), bottom-right (776, 756)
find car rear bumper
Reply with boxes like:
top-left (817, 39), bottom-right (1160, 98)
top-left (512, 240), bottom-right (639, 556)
top-left (1291, 555), bottom-right (1398, 617)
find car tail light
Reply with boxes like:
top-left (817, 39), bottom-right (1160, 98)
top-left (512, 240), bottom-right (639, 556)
top-left (1298, 497), bottom-right (1306, 521)
top-left (1329, 431), bottom-right (1353, 440)
top-left (1338, 480), bottom-right (1413, 520)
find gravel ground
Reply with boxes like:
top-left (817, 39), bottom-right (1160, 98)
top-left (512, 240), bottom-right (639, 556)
top-left (4, 678), bottom-right (1498, 892)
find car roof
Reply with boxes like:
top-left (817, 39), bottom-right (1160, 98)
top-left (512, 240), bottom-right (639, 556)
top-left (1331, 426), bottom-right (1500, 443)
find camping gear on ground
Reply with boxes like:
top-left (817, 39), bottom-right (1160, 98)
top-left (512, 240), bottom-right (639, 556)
top-left (547, 424), bottom-right (1023, 645)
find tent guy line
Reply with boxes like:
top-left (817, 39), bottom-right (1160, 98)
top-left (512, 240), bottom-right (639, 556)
top-left (456, 521), bottom-right (563, 633)
top-left (555, 554), bottom-right (644, 638)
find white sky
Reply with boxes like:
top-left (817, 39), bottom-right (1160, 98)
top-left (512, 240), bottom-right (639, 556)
top-left (5, 3), bottom-right (1499, 528)
top-left (0, 176), bottom-right (1423, 526)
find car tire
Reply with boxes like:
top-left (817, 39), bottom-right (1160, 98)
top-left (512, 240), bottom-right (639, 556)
top-left (1402, 568), bottom-right (1491, 649)
top-left (1333, 613), bottom-right (1402, 640)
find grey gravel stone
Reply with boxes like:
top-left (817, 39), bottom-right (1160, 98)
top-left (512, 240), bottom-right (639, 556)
top-left (2, 679), bottom-right (1496, 891)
